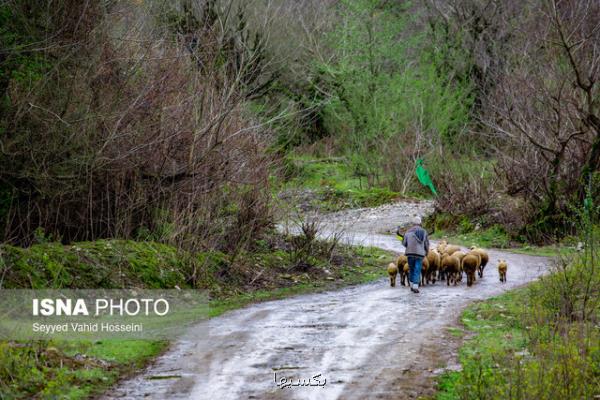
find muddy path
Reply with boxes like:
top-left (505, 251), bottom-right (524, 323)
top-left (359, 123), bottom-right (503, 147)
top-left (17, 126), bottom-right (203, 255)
top-left (103, 201), bottom-right (549, 400)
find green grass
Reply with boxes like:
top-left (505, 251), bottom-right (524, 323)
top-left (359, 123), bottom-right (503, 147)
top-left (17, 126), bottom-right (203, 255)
top-left (0, 339), bottom-right (169, 400)
top-left (0, 240), bottom-right (193, 289)
top-left (61, 340), bottom-right (168, 365)
top-left (282, 155), bottom-right (362, 191)
top-left (446, 327), bottom-right (464, 338)
top-left (436, 372), bottom-right (460, 400)
top-left (505, 245), bottom-right (577, 257)
top-left (435, 289), bottom-right (529, 400)
top-left (278, 155), bottom-right (403, 210)
top-left (431, 225), bottom-right (512, 249)
top-left (436, 278), bottom-right (600, 399)
top-left (431, 225), bottom-right (579, 258)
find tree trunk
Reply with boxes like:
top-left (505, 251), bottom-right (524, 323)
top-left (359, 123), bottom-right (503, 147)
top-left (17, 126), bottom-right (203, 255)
top-left (580, 126), bottom-right (600, 199)
top-left (583, 133), bottom-right (600, 178)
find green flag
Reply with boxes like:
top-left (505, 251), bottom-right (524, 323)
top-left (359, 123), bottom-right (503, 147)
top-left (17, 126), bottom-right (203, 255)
top-left (416, 159), bottom-right (437, 195)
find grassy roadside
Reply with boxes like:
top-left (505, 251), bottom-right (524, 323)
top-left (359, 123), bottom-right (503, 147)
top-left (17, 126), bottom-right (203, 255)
top-left (209, 245), bottom-right (387, 318)
top-left (435, 279), bottom-right (600, 399)
top-left (430, 226), bottom-right (578, 258)
top-left (435, 290), bottom-right (529, 400)
top-left (0, 238), bottom-right (393, 399)
top-left (429, 226), bottom-right (512, 249)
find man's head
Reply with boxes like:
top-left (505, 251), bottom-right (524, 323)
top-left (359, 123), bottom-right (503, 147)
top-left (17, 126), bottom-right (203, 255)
top-left (412, 216), bottom-right (422, 226)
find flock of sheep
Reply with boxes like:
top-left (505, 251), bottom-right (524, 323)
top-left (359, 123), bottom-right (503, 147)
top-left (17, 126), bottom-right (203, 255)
top-left (387, 240), bottom-right (509, 288)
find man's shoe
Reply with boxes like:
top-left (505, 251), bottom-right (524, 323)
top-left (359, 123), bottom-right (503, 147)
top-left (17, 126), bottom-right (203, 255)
top-left (410, 287), bottom-right (420, 293)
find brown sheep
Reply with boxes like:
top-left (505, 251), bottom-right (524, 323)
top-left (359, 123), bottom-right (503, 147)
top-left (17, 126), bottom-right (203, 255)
top-left (444, 245), bottom-right (461, 256)
top-left (426, 250), bottom-right (441, 284)
top-left (438, 253), bottom-right (449, 282)
top-left (470, 247), bottom-right (489, 278)
top-left (452, 251), bottom-right (466, 282)
top-left (396, 254), bottom-right (409, 286)
top-left (420, 257), bottom-right (430, 286)
top-left (441, 254), bottom-right (461, 286)
top-left (438, 257), bottom-right (446, 282)
top-left (453, 251), bottom-right (466, 262)
top-left (498, 259), bottom-right (508, 283)
top-left (396, 255), bottom-right (408, 270)
top-left (439, 250), bottom-right (455, 282)
top-left (387, 262), bottom-right (399, 287)
top-left (462, 253), bottom-right (481, 287)
top-left (400, 262), bottom-right (410, 286)
top-left (437, 240), bottom-right (448, 254)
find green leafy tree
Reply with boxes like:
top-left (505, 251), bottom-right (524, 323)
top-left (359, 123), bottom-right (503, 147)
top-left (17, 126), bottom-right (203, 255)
top-left (316, 0), bottom-right (472, 190)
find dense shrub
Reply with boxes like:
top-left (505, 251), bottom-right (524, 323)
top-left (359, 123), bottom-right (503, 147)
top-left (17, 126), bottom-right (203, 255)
top-left (0, 1), bottom-right (273, 251)
top-left (424, 0), bottom-right (600, 242)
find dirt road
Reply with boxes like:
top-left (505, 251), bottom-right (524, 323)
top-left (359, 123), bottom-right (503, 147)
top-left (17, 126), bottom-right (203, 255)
top-left (103, 201), bottom-right (549, 400)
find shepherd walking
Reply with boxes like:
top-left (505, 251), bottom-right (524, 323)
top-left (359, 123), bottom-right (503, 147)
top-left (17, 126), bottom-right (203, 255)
top-left (402, 216), bottom-right (430, 293)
